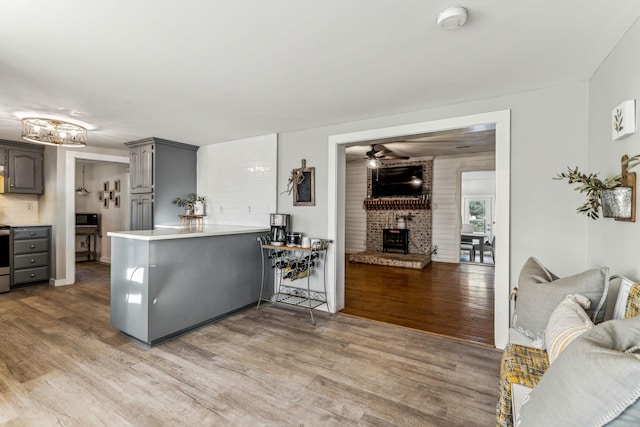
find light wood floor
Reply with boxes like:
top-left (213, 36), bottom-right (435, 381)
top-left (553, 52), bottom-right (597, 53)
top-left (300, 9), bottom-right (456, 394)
top-left (0, 262), bottom-right (501, 426)
top-left (343, 260), bottom-right (495, 346)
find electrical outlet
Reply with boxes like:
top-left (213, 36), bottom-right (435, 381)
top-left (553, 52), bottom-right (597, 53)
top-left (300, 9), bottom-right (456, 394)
top-left (26, 202), bottom-right (33, 211)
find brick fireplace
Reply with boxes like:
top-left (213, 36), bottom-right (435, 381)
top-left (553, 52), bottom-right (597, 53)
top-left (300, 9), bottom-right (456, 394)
top-left (350, 159), bottom-right (433, 269)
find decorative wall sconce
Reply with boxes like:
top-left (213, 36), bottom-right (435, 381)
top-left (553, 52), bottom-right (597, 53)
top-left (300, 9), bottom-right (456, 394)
top-left (601, 155), bottom-right (636, 222)
top-left (555, 154), bottom-right (639, 221)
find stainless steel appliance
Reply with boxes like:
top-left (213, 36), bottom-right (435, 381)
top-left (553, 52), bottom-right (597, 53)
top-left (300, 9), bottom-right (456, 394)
top-left (269, 214), bottom-right (290, 246)
top-left (0, 225), bottom-right (9, 293)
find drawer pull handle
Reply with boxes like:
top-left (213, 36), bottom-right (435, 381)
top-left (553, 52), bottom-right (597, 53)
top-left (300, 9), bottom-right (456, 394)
top-left (29, 245), bottom-right (35, 249)
top-left (30, 259), bottom-right (35, 263)
top-left (29, 232), bottom-right (36, 236)
top-left (30, 273), bottom-right (35, 278)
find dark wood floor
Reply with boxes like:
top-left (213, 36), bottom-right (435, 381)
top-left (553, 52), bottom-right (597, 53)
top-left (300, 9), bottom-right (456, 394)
top-left (0, 262), bottom-right (501, 425)
top-left (343, 260), bottom-right (495, 346)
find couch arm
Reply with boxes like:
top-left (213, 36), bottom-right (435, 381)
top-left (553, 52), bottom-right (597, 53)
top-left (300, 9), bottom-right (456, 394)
top-left (496, 344), bottom-right (549, 427)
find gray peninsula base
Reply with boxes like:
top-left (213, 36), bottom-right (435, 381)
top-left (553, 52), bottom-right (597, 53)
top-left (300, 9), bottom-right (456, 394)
top-left (110, 230), bottom-right (270, 345)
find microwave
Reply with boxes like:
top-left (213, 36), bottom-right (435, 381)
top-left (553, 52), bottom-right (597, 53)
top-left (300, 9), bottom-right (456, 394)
top-left (76, 213), bottom-right (99, 226)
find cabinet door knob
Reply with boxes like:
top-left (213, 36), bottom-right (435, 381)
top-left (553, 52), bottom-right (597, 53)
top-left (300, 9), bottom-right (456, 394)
top-left (29, 244), bottom-right (35, 249)
top-left (30, 273), bottom-right (35, 278)
top-left (29, 232), bottom-right (36, 236)
top-left (30, 259), bottom-right (35, 263)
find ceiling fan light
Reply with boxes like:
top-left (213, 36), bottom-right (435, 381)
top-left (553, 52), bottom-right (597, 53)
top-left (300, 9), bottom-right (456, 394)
top-left (366, 158), bottom-right (382, 169)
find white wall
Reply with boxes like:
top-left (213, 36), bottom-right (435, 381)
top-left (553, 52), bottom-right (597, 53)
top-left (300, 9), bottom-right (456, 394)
top-left (588, 18), bottom-right (640, 279)
top-left (197, 134), bottom-right (277, 227)
top-left (93, 162), bottom-right (129, 262)
top-left (279, 82), bottom-right (589, 287)
top-left (431, 153), bottom-right (495, 263)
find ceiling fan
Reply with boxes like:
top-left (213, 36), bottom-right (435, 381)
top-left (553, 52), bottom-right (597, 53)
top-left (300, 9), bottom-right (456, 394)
top-left (363, 144), bottom-right (409, 168)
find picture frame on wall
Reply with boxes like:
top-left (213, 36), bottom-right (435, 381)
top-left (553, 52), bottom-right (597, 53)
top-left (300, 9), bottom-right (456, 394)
top-left (293, 166), bottom-right (315, 206)
top-left (103, 197), bottom-right (109, 209)
top-left (114, 180), bottom-right (121, 192)
top-left (115, 196), bottom-right (121, 208)
top-left (99, 191), bottom-right (104, 201)
top-left (109, 190), bottom-right (115, 201)
top-left (103, 181), bottom-right (109, 192)
top-left (612, 99), bottom-right (636, 140)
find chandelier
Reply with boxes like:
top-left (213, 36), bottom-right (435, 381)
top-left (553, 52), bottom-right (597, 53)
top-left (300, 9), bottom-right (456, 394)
top-left (21, 118), bottom-right (87, 147)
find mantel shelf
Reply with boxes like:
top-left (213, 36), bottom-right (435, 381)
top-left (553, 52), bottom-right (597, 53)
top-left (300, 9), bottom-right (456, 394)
top-left (363, 198), bottom-right (430, 210)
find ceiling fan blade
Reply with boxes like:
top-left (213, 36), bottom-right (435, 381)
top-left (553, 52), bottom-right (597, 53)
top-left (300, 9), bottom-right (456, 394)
top-left (380, 154), bottom-right (410, 160)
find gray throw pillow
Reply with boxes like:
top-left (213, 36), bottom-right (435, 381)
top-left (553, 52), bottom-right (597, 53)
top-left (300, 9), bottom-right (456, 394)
top-left (517, 317), bottom-right (640, 426)
top-left (512, 257), bottom-right (609, 340)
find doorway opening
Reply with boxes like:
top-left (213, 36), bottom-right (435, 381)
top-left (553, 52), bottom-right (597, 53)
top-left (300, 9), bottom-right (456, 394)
top-left (460, 170), bottom-right (496, 265)
top-left (328, 110), bottom-right (511, 349)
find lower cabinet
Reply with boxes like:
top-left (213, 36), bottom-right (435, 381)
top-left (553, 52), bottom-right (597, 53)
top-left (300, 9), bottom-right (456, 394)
top-left (130, 194), bottom-right (153, 231)
top-left (11, 226), bottom-right (51, 287)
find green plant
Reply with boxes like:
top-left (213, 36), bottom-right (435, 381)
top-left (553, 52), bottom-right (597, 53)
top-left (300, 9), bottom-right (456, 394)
top-left (554, 155), bottom-right (640, 219)
top-left (172, 193), bottom-right (205, 211)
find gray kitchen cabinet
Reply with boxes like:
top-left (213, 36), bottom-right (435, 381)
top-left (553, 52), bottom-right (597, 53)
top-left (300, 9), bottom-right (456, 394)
top-left (130, 193), bottom-right (154, 231)
top-left (10, 226), bottom-right (51, 288)
top-left (129, 143), bottom-right (154, 194)
top-left (125, 137), bottom-right (198, 230)
top-left (0, 140), bottom-right (44, 194)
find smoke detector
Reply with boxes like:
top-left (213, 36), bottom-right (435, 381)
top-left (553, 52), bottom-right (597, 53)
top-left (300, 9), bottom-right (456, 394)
top-left (437, 7), bottom-right (468, 30)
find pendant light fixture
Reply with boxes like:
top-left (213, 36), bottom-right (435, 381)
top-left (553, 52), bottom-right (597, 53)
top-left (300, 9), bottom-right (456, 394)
top-left (76, 164), bottom-right (91, 197)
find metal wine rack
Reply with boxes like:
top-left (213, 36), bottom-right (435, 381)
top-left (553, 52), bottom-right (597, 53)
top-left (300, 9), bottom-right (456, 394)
top-left (256, 237), bottom-right (330, 324)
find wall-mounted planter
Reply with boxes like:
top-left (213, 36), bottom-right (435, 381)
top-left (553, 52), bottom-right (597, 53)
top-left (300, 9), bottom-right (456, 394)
top-left (601, 187), bottom-right (633, 219)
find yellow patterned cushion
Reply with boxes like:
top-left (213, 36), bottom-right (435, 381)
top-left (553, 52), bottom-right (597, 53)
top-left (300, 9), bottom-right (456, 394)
top-left (624, 284), bottom-right (640, 318)
top-left (496, 344), bottom-right (549, 427)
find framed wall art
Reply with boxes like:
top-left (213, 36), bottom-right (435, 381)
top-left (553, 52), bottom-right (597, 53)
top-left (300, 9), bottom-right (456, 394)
top-left (103, 181), bottom-right (109, 192)
top-left (293, 166), bottom-right (315, 206)
top-left (114, 180), bottom-right (121, 192)
top-left (613, 100), bottom-right (636, 140)
top-left (115, 195), bottom-right (121, 208)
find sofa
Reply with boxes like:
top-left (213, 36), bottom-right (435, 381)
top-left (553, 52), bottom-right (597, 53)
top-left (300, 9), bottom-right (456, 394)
top-left (496, 257), bottom-right (640, 426)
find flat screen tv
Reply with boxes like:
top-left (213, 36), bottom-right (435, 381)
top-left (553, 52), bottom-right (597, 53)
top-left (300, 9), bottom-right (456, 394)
top-left (371, 165), bottom-right (423, 197)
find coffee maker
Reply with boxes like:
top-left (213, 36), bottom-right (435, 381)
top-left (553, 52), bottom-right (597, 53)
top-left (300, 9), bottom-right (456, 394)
top-left (269, 214), bottom-right (290, 246)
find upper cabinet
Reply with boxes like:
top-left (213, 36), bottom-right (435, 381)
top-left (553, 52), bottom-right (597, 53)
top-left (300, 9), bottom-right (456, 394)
top-left (129, 143), bottom-right (154, 194)
top-left (0, 141), bottom-right (44, 195)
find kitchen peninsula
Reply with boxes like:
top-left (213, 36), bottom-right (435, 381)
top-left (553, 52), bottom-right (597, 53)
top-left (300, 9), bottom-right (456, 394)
top-left (108, 224), bottom-right (270, 345)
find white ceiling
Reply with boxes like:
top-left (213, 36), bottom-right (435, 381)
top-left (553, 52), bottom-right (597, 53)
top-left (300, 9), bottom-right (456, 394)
top-left (0, 1), bottom-right (639, 150)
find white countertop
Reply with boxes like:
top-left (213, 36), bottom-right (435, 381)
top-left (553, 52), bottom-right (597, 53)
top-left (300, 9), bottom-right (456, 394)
top-left (107, 224), bottom-right (269, 241)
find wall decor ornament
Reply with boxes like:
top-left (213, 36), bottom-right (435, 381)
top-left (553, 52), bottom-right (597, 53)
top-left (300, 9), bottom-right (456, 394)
top-left (612, 100), bottom-right (636, 140)
top-left (284, 159), bottom-right (315, 206)
top-left (555, 154), bottom-right (640, 221)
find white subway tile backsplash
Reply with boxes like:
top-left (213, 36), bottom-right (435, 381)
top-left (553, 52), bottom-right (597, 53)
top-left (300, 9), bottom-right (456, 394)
top-left (0, 194), bottom-right (39, 224)
top-left (197, 134), bottom-right (277, 227)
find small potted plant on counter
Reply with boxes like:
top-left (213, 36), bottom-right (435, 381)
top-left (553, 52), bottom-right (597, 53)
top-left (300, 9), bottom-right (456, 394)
top-left (172, 193), bottom-right (205, 215)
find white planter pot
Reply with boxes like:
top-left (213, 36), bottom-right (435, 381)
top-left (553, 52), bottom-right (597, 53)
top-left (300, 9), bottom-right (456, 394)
top-left (194, 201), bottom-right (205, 215)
